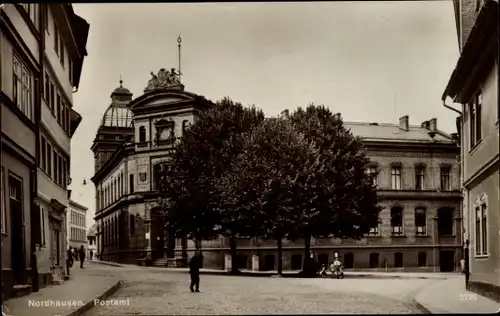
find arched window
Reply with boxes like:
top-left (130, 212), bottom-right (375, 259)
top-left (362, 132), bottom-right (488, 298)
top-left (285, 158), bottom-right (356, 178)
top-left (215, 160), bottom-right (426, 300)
top-left (139, 126), bottom-right (146, 142)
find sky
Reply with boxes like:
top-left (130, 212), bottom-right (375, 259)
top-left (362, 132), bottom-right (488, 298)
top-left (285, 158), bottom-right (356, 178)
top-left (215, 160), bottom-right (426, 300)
top-left (69, 1), bottom-right (461, 229)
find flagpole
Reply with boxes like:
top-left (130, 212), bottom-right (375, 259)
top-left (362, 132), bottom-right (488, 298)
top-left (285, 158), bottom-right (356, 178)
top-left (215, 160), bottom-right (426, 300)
top-left (177, 35), bottom-right (182, 83)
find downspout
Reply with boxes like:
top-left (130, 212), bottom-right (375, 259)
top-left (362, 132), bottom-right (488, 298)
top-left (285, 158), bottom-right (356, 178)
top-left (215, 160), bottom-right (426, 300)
top-left (442, 96), bottom-right (466, 273)
top-left (442, 98), bottom-right (462, 115)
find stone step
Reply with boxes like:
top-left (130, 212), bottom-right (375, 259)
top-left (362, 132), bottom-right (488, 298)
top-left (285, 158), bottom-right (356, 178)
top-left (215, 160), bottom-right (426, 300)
top-left (11, 284), bottom-right (32, 298)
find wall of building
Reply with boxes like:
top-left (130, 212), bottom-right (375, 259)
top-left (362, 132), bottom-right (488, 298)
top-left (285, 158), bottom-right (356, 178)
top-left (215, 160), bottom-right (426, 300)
top-left (463, 62), bottom-right (499, 182)
top-left (0, 151), bottom-right (33, 273)
top-left (468, 170), bottom-right (500, 286)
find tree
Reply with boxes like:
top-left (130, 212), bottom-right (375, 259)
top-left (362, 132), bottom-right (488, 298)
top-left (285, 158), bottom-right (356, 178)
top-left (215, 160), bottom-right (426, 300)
top-left (285, 105), bottom-right (381, 273)
top-left (218, 118), bottom-right (319, 275)
top-left (160, 97), bottom-right (265, 270)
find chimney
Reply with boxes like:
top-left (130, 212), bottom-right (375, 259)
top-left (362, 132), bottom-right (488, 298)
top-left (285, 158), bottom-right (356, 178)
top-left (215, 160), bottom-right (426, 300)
top-left (399, 115), bottom-right (409, 131)
top-left (421, 120), bottom-right (430, 129)
top-left (429, 118), bottom-right (437, 131)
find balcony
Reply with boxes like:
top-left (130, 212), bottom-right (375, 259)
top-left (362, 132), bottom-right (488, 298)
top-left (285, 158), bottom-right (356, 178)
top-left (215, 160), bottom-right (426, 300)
top-left (377, 189), bottom-right (461, 200)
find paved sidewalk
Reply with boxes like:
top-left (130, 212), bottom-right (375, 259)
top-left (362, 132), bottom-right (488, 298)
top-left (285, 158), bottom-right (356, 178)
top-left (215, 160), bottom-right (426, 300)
top-left (3, 263), bottom-right (122, 316)
top-left (414, 275), bottom-right (500, 314)
top-left (92, 260), bottom-right (455, 279)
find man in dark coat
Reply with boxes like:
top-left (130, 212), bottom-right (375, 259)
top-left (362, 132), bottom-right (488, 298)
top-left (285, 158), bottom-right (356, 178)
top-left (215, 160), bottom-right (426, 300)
top-left (79, 246), bottom-right (86, 269)
top-left (188, 251), bottom-right (202, 292)
top-left (464, 239), bottom-right (470, 289)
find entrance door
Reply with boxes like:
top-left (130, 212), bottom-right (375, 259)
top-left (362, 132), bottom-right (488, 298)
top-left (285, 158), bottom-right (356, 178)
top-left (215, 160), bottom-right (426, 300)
top-left (9, 177), bottom-right (25, 285)
top-left (439, 250), bottom-right (455, 272)
top-left (369, 253), bottom-right (379, 268)
top-left (150, 209), bottom-right (165, 260)
top-left (344, 253), bottom-right (354, 269)
top-left (291, 254), bottom-right (302, 270)
top-left (318, 254), bottom-right (329, 267)
top-left (264, 254), bottom-right (275, 271)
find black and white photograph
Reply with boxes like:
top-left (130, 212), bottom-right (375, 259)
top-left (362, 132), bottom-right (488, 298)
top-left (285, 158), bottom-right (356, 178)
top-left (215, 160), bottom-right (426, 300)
top-left (0, 1), bottom-right (499, 315)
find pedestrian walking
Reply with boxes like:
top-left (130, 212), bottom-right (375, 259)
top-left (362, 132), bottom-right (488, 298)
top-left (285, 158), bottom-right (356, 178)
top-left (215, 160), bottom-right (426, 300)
top-left (79, 245), bottom-right (86, 269)
top-left (464, 239), bottom-right (470, 289)
top-left (188, 251), bottom-right (202, 292)
top-left (66, 247), bottom-right (74, 276)
top-left (90, 249), bottom-right (94, 260)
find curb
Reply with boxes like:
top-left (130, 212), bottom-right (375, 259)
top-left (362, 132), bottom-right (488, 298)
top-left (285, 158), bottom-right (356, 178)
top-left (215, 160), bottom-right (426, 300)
top-left (412, 299), bottom-right (432, 314)
top-left (91, 261), bottom-right (123, 268)
top-left (64, 280), bottom-right (124, 316)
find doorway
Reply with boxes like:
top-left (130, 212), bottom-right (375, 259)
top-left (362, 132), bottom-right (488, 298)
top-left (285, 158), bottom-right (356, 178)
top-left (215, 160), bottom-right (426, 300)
top-left (369, 253), bottom-right (379, 268)
top-left (291, 254), bottom-right (302, 270)
top-left (344, 253), bottom-right (354, 269)
top-left (318, 253), bottom-right (329, 267)
top-left (439, 250), bottom-right (455, 272)
top-left (150, 208), bottom-right (165, 260)
top-left (9, 176), bottom-right (25, 285)
top-left (264, 254), bottom-right (275, 271)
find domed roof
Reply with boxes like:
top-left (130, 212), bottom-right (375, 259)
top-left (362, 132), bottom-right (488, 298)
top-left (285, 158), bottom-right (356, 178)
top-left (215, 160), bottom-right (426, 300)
top-left (101, 103), bottom-right (133, 128)
top-left (88, 222), bottom-right (97, 236)
top-left (112, 86), bottom-right (132, 95)
top-left (100, 79), bottom-right (133, 128)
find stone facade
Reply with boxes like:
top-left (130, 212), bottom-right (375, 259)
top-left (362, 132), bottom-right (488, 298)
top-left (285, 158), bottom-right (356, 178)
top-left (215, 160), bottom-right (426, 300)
top-left (91, 75), bottom-right (212, 266)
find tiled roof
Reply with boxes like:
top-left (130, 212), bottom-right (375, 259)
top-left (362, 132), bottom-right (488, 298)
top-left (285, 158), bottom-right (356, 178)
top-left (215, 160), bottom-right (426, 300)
top-left (344, 122), bottom-right (455, 144)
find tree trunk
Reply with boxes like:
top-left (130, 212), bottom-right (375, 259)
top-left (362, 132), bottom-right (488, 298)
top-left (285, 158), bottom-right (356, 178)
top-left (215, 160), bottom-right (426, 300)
top-left (277, 237), bottom-right (283, 276)
top-left (303, 232), bottom-right (311, 270)
top-left (229, 236), bottom-right (239, 274)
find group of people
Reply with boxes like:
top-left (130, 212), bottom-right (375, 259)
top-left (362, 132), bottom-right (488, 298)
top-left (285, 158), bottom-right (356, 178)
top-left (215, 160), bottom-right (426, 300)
top-left (66, 245), bottom-right (86, 275)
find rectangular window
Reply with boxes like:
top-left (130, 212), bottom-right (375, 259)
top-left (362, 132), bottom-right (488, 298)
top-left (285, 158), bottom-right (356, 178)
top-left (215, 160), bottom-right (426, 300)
top-left (43, 5), bottom-right (48, 32)
top-left (1, 167), bottom-right (6, 234)
top-left (58, 155), bottom-right (62, 185)
top-left (476, 93), bottom-right (482, 142)
top-left (481, 204), bottom-right (487, 255)
top-left (21, 4), bottom-right (38, 28)
top-left (365, 166), bottom-right (378, 187)
top-left (12, 55), bottom-right (33, 120)
top-left (56, 94), bottom-right (61, 123)
top-left (60, 39), bottom-right (65, 67)
top-left (62, 159), bottom-right (67, 187)
top-left (44, 72), bottom-right (50, 100)
top-left (47, 144), bottom-right (52, 178)
top-left (41, 136), bottom-right (47, 171)
top-left (53, 149), bottom-right (58, 183)
top-left (415, 208), bottom-right (426, 235)
top-left (391, 167), bottom-right (402, 190)
top-left (54, 22), bottom-right (59, 55)
top-left (415, 167), bottom-right (425, 190)
top-left (65, 105), bottom-right (70, 135)
top-left (391, 207), bottom-right (403, 235)
top-left (50, 82), bottom-right (55, 113)
top-left (41, 207), bottom-right (46, 245)
top-left (469, 91), bottom-right (482, 149)
top-left (475, 206), bottom-right (481, 255)
top-left (440, 167), bottom-right (450, 191)
top-left (129, 174), bottom-right (134, 193)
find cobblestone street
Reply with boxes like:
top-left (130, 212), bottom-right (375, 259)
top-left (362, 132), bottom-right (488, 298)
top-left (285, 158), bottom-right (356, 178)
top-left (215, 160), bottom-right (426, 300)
top-left (83, 263), bottom-right (430, 315)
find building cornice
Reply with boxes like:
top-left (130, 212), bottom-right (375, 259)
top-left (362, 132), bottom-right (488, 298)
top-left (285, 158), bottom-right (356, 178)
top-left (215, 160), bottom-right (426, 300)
top-left (442, 0), bottom-right (499, 103)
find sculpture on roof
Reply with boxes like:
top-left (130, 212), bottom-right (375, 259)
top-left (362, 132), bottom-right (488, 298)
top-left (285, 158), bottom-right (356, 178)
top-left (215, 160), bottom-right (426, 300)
top-left (145, 68), bottom-right (182, 92)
